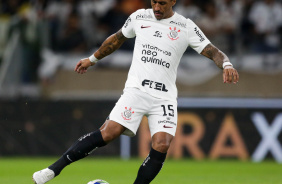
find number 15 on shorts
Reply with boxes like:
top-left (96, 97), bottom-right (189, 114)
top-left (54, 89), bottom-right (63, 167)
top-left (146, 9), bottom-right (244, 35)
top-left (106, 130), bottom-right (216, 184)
top-left (161, 105), bottom-right (174, 117)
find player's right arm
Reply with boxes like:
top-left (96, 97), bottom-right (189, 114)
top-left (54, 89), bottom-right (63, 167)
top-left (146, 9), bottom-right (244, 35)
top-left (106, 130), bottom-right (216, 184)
top-left (74, 29), bottom-right (128, 74)
top-left (94, 29), bottom-right (128, 61)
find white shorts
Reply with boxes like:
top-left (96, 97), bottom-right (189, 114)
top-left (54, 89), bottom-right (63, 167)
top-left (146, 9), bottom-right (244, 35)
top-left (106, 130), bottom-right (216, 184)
top-left (109, 88), bottom-right (177, 137)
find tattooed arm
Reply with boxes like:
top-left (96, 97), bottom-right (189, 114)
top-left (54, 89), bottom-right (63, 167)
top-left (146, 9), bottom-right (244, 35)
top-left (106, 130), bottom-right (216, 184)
top-left (201, 43), bottom-right (239, 84)
top-left (75, 29), bottom-right (128, 74)
top-left (201, 43), bottom-right (230, 69)
top-left (94, 29), bottom-right (128, 61)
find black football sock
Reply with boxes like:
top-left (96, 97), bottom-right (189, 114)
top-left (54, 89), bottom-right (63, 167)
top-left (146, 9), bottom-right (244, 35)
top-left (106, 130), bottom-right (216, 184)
top-left (48, 129), bottom-right (106, 176)
top-left (134, 148), bottom-right (167, 184)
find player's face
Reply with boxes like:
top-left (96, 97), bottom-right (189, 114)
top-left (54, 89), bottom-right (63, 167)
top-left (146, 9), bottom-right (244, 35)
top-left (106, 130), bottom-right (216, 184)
top-left (151, 0), bottom-right (176, 20)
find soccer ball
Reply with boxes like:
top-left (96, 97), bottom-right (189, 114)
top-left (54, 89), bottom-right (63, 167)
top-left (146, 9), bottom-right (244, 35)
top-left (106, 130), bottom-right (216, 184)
top-left (87, 179), bottom-right (109, 184)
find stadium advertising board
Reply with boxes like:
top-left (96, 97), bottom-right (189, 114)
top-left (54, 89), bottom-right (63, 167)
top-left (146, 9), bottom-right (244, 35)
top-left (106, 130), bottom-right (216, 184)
top-left (0, 100), bottom-right (281, 163)
top-left (138, 108), bottom-right (282, 163)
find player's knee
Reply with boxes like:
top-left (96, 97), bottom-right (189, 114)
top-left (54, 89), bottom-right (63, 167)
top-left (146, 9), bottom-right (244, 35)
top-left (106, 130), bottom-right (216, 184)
top-left (100, 120), bottom-right (125, 143)
top-left (152, 141), bottom-right (171, 153)
top-left (152, 133), bottom-right (173, 153)
top-left (100, 129), bottom-right (119, 143)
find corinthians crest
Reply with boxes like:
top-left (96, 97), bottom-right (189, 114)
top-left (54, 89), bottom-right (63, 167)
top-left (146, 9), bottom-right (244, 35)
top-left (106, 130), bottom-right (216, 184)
top-left (167, 27), bottom-right (180, 40)
top-left (121, 107), bottom-right (134, 120)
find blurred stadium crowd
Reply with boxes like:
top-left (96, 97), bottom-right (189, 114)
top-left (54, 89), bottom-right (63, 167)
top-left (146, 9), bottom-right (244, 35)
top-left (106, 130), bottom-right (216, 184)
top-left (0, 0), bottom-right (281, 85)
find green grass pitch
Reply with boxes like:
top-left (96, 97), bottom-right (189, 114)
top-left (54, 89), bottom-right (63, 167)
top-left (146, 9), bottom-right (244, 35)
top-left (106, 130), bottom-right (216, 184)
top-left (0, 157), bottom-right (281, 184)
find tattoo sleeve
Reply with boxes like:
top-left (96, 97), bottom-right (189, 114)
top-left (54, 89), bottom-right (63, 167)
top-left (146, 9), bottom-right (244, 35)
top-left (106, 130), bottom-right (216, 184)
top-left (94, 29), bottom-right (128, 60)
top-left (200, 43), bottom-right (229, 69)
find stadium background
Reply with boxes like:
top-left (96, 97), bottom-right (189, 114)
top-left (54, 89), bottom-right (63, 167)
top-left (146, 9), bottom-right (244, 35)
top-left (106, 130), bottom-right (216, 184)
top-left (0, 0), bottom-right (282, 169)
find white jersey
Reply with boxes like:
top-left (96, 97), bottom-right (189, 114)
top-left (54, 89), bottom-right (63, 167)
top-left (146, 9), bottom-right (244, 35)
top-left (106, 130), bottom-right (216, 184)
top-left (122, 9), bottom-right (210, 102)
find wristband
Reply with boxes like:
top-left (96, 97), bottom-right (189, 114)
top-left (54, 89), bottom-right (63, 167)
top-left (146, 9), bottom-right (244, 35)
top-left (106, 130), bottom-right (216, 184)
top-left (89, 54), bottom-right (99, 64)
top-left (223, 61), bottom-right (233, 69)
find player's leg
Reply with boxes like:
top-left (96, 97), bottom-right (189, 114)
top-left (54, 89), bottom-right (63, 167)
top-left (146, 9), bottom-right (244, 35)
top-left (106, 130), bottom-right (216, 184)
top-left (48, 120), bottom-right (125, 174)
top-left (33, 88), bottom-right (145, 184)
top-left (134, 132), bottom-right (174, 184)
top-left (32, 120), bottom-right (125, 184)
top-left (134, 98), bottom-right (177, 184)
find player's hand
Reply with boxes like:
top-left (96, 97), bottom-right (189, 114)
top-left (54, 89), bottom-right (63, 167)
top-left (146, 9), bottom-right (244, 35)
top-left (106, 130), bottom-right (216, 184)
top-left (223, 66), bottom-right (239, 84)
top-left (74, 58), bottom-right (93, 74)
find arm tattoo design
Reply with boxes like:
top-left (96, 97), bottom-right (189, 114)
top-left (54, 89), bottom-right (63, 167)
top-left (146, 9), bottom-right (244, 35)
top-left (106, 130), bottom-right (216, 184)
top-left (201, 43), bottom-right (229, 69)
top-left (95, 29), bottom-right (128, 59)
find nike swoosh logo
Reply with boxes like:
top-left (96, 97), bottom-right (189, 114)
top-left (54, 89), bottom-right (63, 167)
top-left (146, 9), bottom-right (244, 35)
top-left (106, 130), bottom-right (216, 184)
top-left (163, 125), bottom-right (173, 128)
top-left (141, 25), bottom-right (151, 29)
top-left (67, 155), bottom-right (73, 162)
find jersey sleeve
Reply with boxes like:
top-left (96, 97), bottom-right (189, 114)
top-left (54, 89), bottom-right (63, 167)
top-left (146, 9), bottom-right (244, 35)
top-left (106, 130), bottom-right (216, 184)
top-left (122, 12), bottom-right (136, 38)
top-left (186, 19), bottom-right (210, 54)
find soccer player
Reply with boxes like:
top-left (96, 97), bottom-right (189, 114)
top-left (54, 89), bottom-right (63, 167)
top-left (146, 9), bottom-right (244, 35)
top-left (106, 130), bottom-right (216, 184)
top-left (32, 0), bottom-right (239, 183)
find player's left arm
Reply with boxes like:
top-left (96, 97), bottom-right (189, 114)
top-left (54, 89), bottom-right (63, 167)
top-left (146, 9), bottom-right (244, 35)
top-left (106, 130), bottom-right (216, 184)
top-left (201, 43), bottom-right (239, 84)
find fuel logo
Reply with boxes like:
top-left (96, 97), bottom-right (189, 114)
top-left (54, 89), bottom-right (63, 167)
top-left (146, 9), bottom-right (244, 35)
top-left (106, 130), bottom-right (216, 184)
top-left (142, 79), bottom-right (168, 92)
